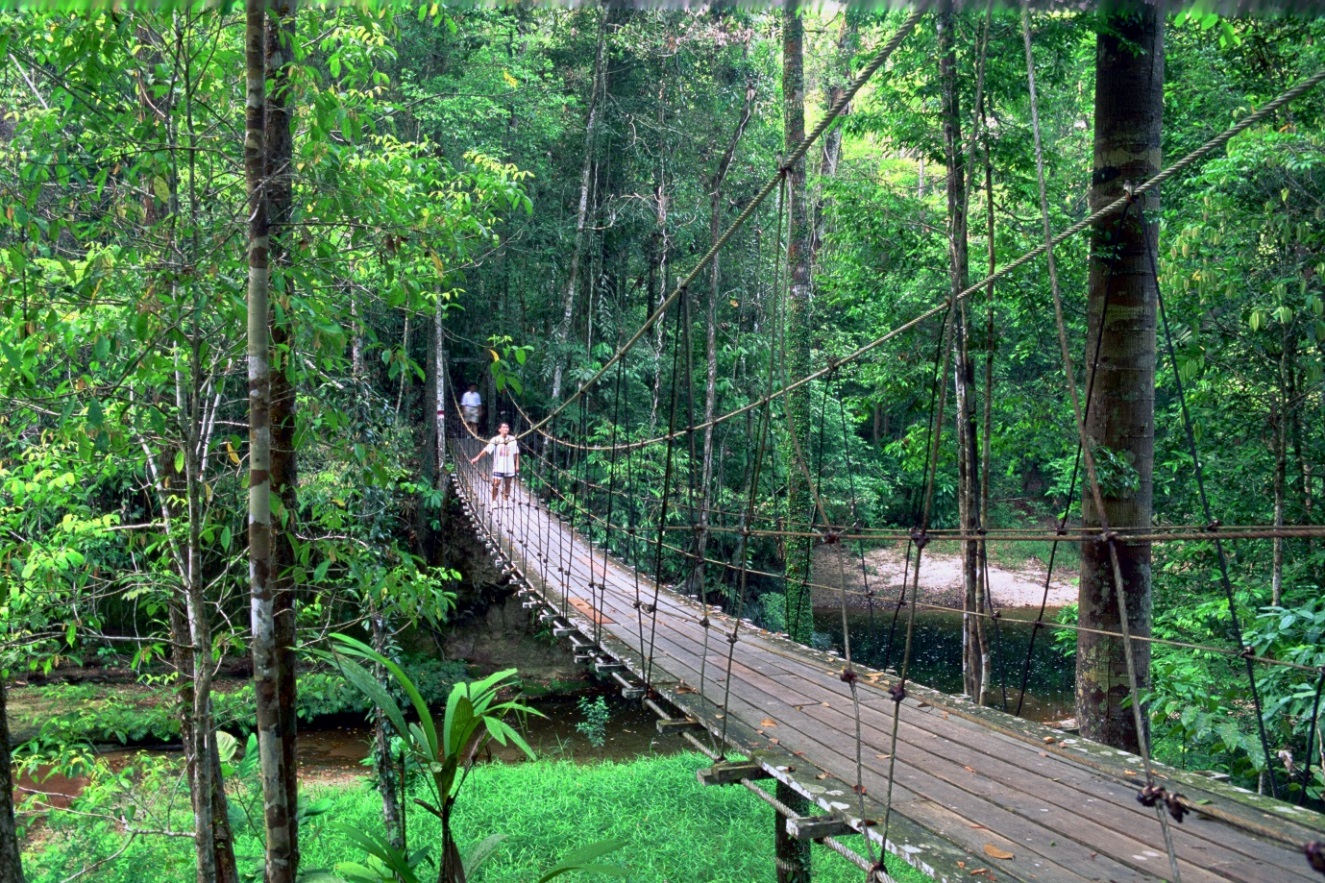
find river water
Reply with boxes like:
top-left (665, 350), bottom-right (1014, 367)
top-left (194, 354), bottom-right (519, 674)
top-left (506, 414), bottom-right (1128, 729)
top-left (813, 607), bottom-right (1075, 723)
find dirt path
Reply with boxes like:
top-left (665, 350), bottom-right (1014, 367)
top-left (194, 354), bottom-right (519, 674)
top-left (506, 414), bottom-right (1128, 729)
top-left (812, 540), bottom-right (1076, 611)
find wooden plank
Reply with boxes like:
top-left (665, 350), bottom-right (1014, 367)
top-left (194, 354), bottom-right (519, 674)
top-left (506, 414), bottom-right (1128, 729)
top-left (569, 596), bottom-right (613, 624)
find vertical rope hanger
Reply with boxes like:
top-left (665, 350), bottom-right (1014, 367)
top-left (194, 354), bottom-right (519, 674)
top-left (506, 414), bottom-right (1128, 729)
top-left (642, 293), bottom-right (688, 686)
top-left (1020, 7), bottom-right (1182, 878)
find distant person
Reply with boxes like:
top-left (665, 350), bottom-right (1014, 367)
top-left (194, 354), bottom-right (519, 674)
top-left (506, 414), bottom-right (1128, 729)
top-left (460, 383), bottom-right (483, 436)
top-left (469, 421), bottom-right (519, 504)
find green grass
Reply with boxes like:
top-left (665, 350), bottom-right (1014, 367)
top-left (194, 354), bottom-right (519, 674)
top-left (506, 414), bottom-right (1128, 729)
top-left (23, 753), bottom-right (932, 883)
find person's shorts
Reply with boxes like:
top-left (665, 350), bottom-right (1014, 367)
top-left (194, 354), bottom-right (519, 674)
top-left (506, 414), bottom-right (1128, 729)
top-left (492, 471), bottom-right (516, 479)
top-left (463, 406), bottom-right (480, 423)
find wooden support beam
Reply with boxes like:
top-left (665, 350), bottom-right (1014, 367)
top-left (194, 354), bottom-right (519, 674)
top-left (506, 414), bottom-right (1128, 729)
top-left (656, 717), bottom-right (705, 735)
top-left (593, 659), bottom-right (623, 673)
top-left (786, 815), bottom-right (853, 841)
top-left (552, 625), bottom-right (576, 638)
top-left (697, 761), bottom-right (772, 787)
top-left (611, 671), bottom-right (644, 700)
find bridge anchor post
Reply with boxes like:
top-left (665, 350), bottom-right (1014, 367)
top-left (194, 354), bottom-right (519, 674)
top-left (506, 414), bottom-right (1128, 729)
top-left (775, 782), bottom-right (811, 883)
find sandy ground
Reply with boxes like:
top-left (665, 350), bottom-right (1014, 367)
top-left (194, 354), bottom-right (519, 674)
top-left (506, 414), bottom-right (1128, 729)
top-left (812, 540), bottom-right (1077, 611)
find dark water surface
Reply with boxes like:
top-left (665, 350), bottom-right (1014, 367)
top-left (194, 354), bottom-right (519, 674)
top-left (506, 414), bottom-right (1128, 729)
top-left (813, 607), bottom-right (1075, 722)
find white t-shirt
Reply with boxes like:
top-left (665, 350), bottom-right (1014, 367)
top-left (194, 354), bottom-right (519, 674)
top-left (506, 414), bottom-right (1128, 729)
top-left (461, 390), bottom-right (482, 408)
top-left (484, 436), bottom-right (519, 476)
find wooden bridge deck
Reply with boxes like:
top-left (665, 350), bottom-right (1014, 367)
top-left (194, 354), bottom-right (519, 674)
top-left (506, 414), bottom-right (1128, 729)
top-left (452, 447), bottom-right (1325, 882)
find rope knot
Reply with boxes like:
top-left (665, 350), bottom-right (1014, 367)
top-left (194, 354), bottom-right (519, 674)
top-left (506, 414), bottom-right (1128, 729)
top-left (1241, 645), bottom-right (1255, 659)
top-left (991, 610), bottom-right (1001, 621)
top-left (1137, 784), bottom-right (1189, 823)
top-left (699, 616), bottom-right (710, 629)
top-left (909, 527), bottom-right (929, 550)
top-left (840, 667), bottom-right (858, 684)
top-left (820, 529), bottom-right (842, 546)
top-left (1204, 519), bottom-right (1222, 531)
top-left (887, 683), bottom-right (907, 703)
top-left (727, 631), bottom-right (739, 645)
top-left (1304, 841), bottom-right (1325, 874)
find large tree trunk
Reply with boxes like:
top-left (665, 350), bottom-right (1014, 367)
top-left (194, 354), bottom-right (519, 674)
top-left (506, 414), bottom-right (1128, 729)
top-left (1077, 5), bottom-right (1163, 753)
top-left (246, 3), bottom-right (296, 880)
top-left (781, 1), bottom-right (814, 644)
top-left (938, 10), bottom-right (985, 705)
top-left (0, 679), bottom-right (24, 883)
top-left (551, 8), bottom-right (607, 402)
top-left (265, 2), bottom-right (301, 874)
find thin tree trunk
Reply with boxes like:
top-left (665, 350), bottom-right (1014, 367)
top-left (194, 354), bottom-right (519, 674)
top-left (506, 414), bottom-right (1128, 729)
top-left (1272, 350), bottom-right (1288, 606)
top-left (0, 679), bottom-right (24, 883)
top-left (1077, 5), bottom-right (1163, 753)
top-left (265, 5), bottom-right (301, 876)
top-left (938, 10), bottom-right (984, 704)
top-left (371, 611), bottom-right (404, 848)
top-left (691, 74), bottom-right (757, 596)
top-left (246, 3), bottom-right (295, 880)
top-left (551, 8), bottom-right (607, 402)
top-left (782, 0), bottom-right (814, 644)
top-left (810, 12), bottom-right (856, 263)
top-left (649, 110), bottom-right (670, 432)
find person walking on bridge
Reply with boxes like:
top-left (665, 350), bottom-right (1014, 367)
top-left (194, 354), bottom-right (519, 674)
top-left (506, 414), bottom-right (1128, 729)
top-left (469, 421), bottom-right (519, 505)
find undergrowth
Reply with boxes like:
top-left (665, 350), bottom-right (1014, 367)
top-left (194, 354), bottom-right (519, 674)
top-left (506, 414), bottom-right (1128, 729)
top-left (22, 753), bottom-right (932, 883)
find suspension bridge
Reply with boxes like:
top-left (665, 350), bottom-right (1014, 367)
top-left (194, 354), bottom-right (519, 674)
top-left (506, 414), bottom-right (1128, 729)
top-left (451, 441), bottom-right (1324, 883)
top-left (437, 10), bottom-right (1325, 881)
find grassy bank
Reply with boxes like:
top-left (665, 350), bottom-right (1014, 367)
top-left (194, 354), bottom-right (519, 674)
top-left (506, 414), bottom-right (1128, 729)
top-left (23, 752), bottom-right (930, 882)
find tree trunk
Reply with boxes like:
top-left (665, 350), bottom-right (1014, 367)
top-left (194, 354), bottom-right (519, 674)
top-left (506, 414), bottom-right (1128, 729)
top-left (810, 12), bottom-right (856, 263)
top-left (690, 73), bottom-right (757, 597)
top-left (265, 4), bottom-right (301, 877)
top-left (371, 611), bottom-right (404, 848)
top-left (245, 3), bottom-right (296, 880)
top-left (781, 0), bottom-right (814, 644)
top-left (1077, 4), bottom-right (1163, 754)
top-left (551, 8), bottom-right (607, 403)
top-left (0, 679), bottom-right (24, 883)
top-left (1272, 350), bottom-right (1287, 606)
top-left (938, 10), bottom-right (985, 704)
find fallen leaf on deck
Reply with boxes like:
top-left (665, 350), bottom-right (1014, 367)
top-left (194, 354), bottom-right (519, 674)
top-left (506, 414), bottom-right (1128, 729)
top-left (1123, 769), bottom-right (1137, 776)
top-left (821, 701), bottom-right (831, 706)
top-left (963, 765), bottom-right (976, 773)
top-left (768, 737), bottom-right (779, 744)
top-left (761, 718), bottom-right (778, 728)
top-left (676, 683), bottom-right (696, 694)
top-left (982, 844), bottom-right (1014, 860)
top-left (816, 772), bottom-right (829, 780)
top-left (875, 753), bottom-right (892, 760)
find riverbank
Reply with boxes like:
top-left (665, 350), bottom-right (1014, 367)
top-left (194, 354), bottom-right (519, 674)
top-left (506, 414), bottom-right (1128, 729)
top-left (812, 540), bottom-right (1076, 611)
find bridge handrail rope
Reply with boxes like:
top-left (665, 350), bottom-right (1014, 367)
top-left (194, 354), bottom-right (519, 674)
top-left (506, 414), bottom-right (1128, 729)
top-left (1019, 7), bottom-right (1183, 874)
top-left (515, 63), bottom-right (1325, 461)
top-left (515, 419), bottom-right (1325, 675)
top-left (518, 8), bottom-right (927, 444)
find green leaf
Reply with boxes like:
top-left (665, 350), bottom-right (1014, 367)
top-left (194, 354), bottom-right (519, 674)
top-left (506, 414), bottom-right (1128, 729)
top-left (534, 839), bottom-right (629, 882)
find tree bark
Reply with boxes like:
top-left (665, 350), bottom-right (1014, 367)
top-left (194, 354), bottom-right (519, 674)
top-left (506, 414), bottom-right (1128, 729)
top-left (265, 4), bottom-right (301, 877)
top-left (1077, 4), bottom-right (1163, 753)
top-left (246, 2), bottom-right (296, 880)
top-left (551, 7), bottom-right (607, 403)
top-left (938, 10), bottom-right (985, 704)
top-left (810, 12), bottom-right (856, 263)
top-left (781, 0), bottom-right (814, 644)
top-left (0, 679), bottom-right (24, 883)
